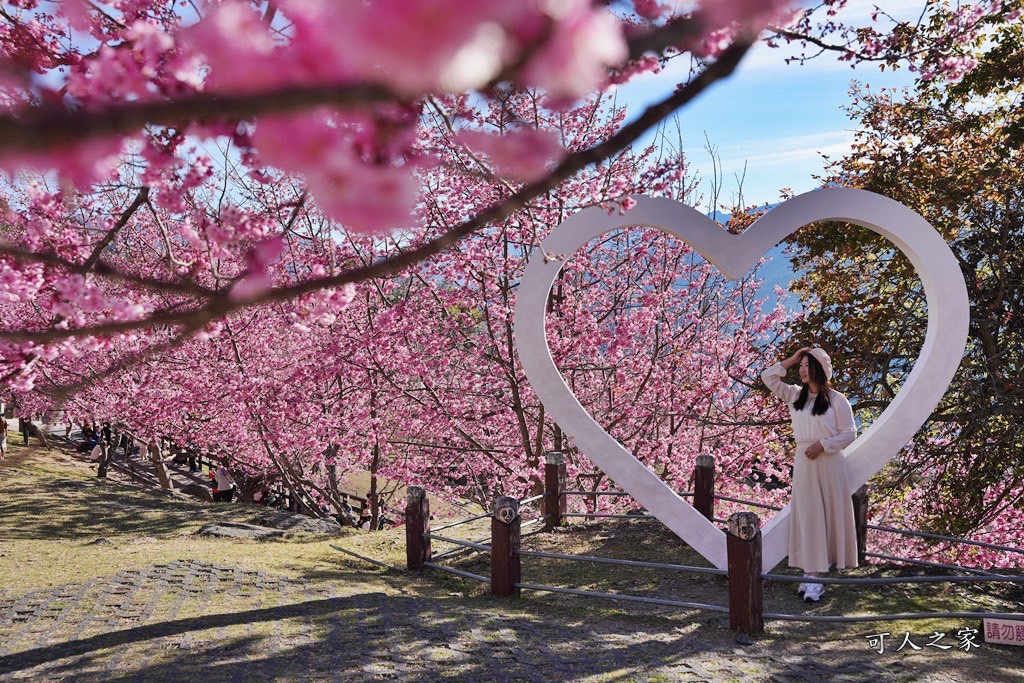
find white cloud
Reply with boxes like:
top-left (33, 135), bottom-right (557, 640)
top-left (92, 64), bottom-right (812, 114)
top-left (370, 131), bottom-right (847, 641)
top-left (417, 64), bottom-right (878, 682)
top-left (681, 130), bottom-right (858, 204)
top-left (687, 130), bottom-right (855, 168)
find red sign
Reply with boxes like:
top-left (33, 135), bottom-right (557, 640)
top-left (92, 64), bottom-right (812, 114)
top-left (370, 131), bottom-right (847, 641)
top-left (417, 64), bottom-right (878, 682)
top-left (983, 618), bottom-right (1024, 646)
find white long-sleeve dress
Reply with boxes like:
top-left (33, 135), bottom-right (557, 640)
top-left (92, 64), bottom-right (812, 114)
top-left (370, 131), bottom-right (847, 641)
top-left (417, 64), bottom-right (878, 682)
top-left (762, 362), bottom-right (859, 573)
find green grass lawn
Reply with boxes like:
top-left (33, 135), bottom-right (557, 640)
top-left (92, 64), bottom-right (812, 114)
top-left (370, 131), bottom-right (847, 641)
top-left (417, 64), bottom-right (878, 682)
top-left (2, 438), bottom-right (1024, 682)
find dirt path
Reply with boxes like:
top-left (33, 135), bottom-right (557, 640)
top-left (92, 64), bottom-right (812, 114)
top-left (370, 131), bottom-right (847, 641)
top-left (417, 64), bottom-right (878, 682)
top-left (2, 442), bottom-right (1023, 682)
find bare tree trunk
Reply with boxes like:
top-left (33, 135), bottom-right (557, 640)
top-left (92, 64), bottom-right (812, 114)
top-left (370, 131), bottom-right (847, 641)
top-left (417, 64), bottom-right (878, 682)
top-left (368, 440), bottom-right (381, 530)
top-left (96, 441), bottom-right (110, 478)
top-left (150, 439), bottom-right (174, 491)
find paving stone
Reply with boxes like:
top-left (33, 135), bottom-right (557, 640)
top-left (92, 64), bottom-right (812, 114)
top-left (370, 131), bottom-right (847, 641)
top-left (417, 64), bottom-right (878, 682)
top-left (0, 559), bottom-right (1019, 683)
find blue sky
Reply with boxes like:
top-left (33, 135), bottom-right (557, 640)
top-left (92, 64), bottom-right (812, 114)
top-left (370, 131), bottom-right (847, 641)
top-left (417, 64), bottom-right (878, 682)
top-left (615, 0), bottom-right (920, 211)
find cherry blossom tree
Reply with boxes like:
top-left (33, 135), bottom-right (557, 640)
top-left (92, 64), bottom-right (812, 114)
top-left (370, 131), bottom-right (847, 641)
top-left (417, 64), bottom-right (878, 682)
top-left (3, 1), bottom-right (1021, 559)
top-left (1, 0), bottom-right (1009, 367)
top-left (22, 84), bottom-right (791, 530)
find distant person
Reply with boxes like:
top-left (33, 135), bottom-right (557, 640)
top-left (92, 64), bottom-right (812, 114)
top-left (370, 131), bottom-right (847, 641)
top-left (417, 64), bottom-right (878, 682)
top-left (213, 464), bottom-right (236, 503)
top-left (0, 416), bottom-right (7, 459)
top-left (762, 346), bottom-right (858, 603)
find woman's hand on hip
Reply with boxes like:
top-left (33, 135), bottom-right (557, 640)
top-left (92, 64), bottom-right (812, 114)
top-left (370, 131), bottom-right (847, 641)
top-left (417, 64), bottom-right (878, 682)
top-left (804, 442), bottom-right (825, 459)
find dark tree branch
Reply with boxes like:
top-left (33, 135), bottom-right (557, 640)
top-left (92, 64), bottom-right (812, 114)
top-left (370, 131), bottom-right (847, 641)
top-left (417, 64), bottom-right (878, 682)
top-left (0, 17), bottom-right (715, 155)
top-left (82, 186), bottom-right (150, 270)
top-left (0, 33), bottom-right (757, 343)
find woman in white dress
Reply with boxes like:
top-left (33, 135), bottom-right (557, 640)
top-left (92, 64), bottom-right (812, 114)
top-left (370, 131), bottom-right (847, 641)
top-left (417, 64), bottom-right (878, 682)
top-left (762, 346), bottom-right (858, 602)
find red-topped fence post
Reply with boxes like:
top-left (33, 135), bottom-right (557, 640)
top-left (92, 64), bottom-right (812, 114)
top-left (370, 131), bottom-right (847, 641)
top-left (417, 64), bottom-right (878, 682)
top-left (405, 486), bottom-right (431, 570)
top-left (491, 496), bottom-right (521, 596)
top-left (544, 450), bottom-right (566, 529)
top-left (694, 454), bottom-right (716, 522)
top-left (726, 511), bottom-right (764, 637)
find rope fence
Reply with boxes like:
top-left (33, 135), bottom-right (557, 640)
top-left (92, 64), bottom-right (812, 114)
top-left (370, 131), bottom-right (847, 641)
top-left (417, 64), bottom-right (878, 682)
top-left (764, 610), bottom-right (1024, 623)
top-left (430, 537), bottom-right (491, 562)
top-left (398, 452), bottom-right (1024, 637)
top-left (868, 523), bottom-right (1024, 555)
top-left (429, 512), bottom-right (492, 533)
top-left (517, 548), bottom-right (728, 576)
top-left (515, 583), bottom-right (731, 613)
top-left (864, 552), bottom-right (1006, 577)
top-left (423, 562), bottom-right (489, 583)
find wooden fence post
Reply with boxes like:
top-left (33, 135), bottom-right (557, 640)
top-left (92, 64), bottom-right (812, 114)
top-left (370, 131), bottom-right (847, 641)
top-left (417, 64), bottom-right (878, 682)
top-left (491, 496), bottom-right (521, 596)
top-left (405, 486), bottom-right (431, 570)
top-left (544, 451), bottom-right (566, 529)
top-left (852, 484), bottom-right (870, 565)
top-left (694, 454), bottom-right (716, 522)
top-left (726, 511), bottom-right (764, 637)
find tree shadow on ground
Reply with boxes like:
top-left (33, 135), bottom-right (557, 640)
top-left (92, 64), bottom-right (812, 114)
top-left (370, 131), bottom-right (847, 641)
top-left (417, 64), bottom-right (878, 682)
top-left (4, 590), bottom-right (1022, 683)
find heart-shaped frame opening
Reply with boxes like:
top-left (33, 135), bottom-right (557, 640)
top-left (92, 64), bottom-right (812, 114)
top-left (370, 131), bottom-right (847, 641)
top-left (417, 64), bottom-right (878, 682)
top-left (514, 188), bottom-right (969, 570)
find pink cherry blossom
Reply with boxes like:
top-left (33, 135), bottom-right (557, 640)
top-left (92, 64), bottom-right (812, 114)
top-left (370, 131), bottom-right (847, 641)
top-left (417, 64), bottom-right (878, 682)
top-left (457, 128), bottom-right (563, 183)
top-left (520, 0), bottom-right (629, 99)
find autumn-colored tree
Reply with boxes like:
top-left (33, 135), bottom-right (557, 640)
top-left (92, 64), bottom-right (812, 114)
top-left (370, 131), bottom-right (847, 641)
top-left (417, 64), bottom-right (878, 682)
top-left (786, 51), bottom-right (1023, 555)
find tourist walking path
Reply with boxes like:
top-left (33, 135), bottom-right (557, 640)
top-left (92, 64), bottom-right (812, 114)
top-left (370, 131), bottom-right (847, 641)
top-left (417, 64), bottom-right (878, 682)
top-left (0, 558), bottom-right (957, 683)
top-left (2, 432), bottom-right (1022, 682)
top-left (14, 416), bottom-right (215, 493)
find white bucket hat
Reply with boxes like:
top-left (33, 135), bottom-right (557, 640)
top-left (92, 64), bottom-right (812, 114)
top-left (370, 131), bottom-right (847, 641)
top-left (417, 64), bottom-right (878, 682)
top-left (804, 347), bottom-right (833, 381)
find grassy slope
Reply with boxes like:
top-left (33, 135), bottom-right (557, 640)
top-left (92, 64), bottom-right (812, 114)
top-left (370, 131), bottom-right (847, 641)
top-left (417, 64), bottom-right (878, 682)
top-left (2, 439), bottom-right (1024, 681)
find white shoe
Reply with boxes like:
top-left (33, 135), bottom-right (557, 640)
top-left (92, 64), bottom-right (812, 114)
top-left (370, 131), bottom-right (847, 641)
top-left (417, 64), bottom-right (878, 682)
top-left (803, 583), bottom-right (824, 602)
top-left (797, 582), bottom-right (809, 596)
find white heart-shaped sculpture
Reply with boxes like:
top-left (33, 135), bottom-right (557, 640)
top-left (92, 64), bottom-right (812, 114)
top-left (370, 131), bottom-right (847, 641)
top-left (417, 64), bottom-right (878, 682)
top-left (514, 188), bottom-right (969, 570)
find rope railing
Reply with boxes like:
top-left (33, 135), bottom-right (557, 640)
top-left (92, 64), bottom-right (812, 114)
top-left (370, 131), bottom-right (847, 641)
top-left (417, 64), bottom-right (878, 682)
top-left (516, 548), bottom-right (727, 576)
top-left (561, 490), bottom-right (633, 497)
top-left (553, 489), bottom-right (1024, 564)
top-left (515, 583), bottom-right (730, 613)
top-left (423, 562), bottom-right (489, 583)
top-left (430, 537), bottom-right (491, 562)
top-left (424, 533), bottom-right (491, 552)
top-left (868, 523), bottom-right (1024, 555)
top-left (764, 610), bottom-right (1024, 624)
top-left (521, 513), bottom-right (552, 528)
top-left (713, 494), bottom-right (783, 511)
top-left (865, 552), bottom-right (1007, 577)
top-left (403, 454), bottom-right (1024, 638)
top-left (563, 512), bottom-right (654, 520)
top-left (561, 490), bottom-right (695, 498)
top-left (429, 512), bottom-right (491, 533)
top-left (330, 544), bottom-right (406, 572)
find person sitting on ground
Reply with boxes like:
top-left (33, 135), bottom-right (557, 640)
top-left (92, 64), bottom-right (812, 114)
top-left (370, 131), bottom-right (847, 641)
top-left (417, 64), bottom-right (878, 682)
top-left (77, 431), bottom-right (99, 453)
